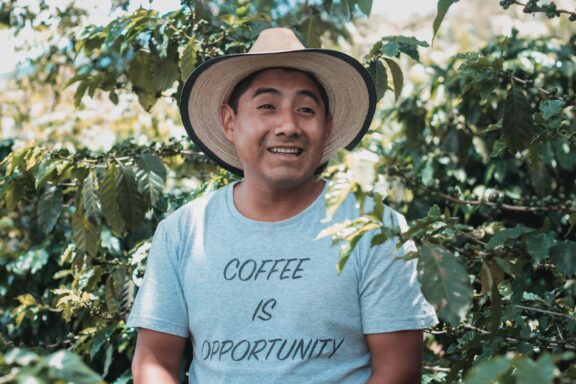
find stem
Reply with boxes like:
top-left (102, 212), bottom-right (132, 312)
top-left (386, 169), bottom-right (576, 215)
top-left (509, 1), bottom-right (576, 19)
top-left (424, 187), bottom-right (576, 214)
top-left (510, 75), bottom-right (575, 106)
top-left (462, 323), bottom-right (575, 350)
top-left (52, 149), bottom-right (205, 166)
top-left (515, 304), bottom-right (576, 322)
top-left (423, 365), bottom-right (451, 372)
top-left (454, 228), bottom-right (487, 246)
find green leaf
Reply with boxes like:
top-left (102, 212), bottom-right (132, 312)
top-left (104, 18), bottom-right (128, 47)
top-left (433, 0), bottom-right (458, 43)
top-left (480, 262), bottom-right (493, 294)
top-left (502, 84), bottom-right (535, 153)
top-left (443, 207), bottom-right (451, 222)
top-left (135, 154), bottom-right (166, 208)
top-left (464, 355), bottom-right (513, 384)
top-left (514, 353), bottom-right (555, 384)
top-left (137, 92), bottom-right (158, 111)
top-left (102, 345), bottom-right (113, 378)
top-left (105, 275), bottom-right (120, 314)
top-left (427, 204), bottom-right (442, 219)
top-left (524, 232), bottom-right (556, 262)
top-left (421, 159), bottom-right (434, 186)
top-left (37, 185), bottom-right (63, 235)
top-left (494, 257), bottom-right (519, 277)
top-left (72, 205), bottom-right (100, 258)
top-left (100, 164), bottom-right (125, 236)
top-left (34, 158), bottom-right (60, 189)
top-left (128, 49), bottom-right (179, 105)
top-left (116, 161), bottom-right (146, 231)
top-left (46, 350), bottom-right (104, 383)
top-left (549, 241), bottom-right (576, 276)
top-left (180, 37), bottom-right (197, 81)
top-left (417, 244), bottom-right (472, 325)
top-left (539, 99), bottom-right (565, 120)
top-left (64, 73), bottom-right (90, 88)
top-left (381, 41), bottom-right (398, 57)
top-left (74, 81), bottom-right (89, 107)
top-left (356, 0), bottom-right (373, 16)
top-left (5, 182), bottom-right (18, 211)
top-left (300, 15), bottom-right (322, 48)
top-left (90, 328), bottom-right (113, 360)
top-left (340, 0), bottom-right (352, 20)
top-left (109, 91), bottom-right (119, 105)
top-left (383, 58), bottom-right (403, 102)
top-left (379, 36), bottom-right (428, 61)
top-left (490, 137), bottom-right (508, 158)
top-left (125, 9), bottom-right (156, 37)
top-left (370, 233), bottom-right (388, 247)
top-left (82, 169), bottom-right (101, 226)
top-left (487, 225), bottom-right (534, 249)
top-left (336, 243), bottom-right (352, 274)
top-left (105, 265), bottom-right (127, 314)
top-left (368, 59), bottom-right (388, 100)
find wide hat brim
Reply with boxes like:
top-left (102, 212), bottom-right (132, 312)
top-left (180, 48), bottom-right (376, 176)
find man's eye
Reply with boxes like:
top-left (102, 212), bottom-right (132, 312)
top-left (258, 104), bottom-right (275, 110)
top-left (298, 107), bottom-right (315, 114)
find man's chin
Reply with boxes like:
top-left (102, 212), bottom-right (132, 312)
top-left (261, 171), bottom-right (320, 190)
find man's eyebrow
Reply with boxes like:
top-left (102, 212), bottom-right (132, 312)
top-left (251, 88), bottom-right (321, 106)
top-left (252, 87), bottom-right (281, 98)
top-left (297, 90), bottom-right (321, 106)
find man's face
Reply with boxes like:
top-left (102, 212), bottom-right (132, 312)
top-left (221, 68), bottom-right (332, 190)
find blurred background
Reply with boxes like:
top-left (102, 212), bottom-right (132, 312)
top-left (1, 1), bottom-right (575, 383)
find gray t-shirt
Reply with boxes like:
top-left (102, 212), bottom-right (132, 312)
top-left (127, 181), bottom-right (438, 383)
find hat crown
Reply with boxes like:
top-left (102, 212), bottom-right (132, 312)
top-left (248, 28), bottom-right (305, 54)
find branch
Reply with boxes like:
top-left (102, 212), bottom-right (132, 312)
top-left (515, 304), bottom-right (576, 322)
top-left (51, 148), bottom-right (206, 166)
top-left (423, 365), bottom-right (451, 373)
top-left (453, 227), bottom-right (488, 246)
top-left (510, 75), bottom-right (576, 107)
top-left (427, 188), bottom-right (576, 214)
top-left (508, 1), bottom-right (576, 20)
top-left (386, 167), bottom-right (576, 214)
top-left (462, 323), bottom-right (575, 350)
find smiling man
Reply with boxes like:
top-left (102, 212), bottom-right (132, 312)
top-left (128, 28), bottom-right (437, 383)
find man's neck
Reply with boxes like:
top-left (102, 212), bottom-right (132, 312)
top-left (232, 178), bottom-right (325, 222)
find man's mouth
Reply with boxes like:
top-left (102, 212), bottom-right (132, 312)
top-left (268, 147), bottom-right (303, 156)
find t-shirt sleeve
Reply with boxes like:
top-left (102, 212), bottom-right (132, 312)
top-left (126, 220), bottom-right (189, 337)
top-left (356, 210), bottom-right (438, 334)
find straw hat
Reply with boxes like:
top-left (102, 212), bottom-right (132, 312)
top-left (179, 27), bottom-right (376, 175)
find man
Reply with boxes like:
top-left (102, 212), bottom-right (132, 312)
top-left (128, 28), bottom-right (438, 383)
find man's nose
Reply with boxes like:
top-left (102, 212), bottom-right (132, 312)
top-left (274, 110), bottom-right (301, 137)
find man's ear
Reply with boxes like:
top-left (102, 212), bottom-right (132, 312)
top-left (220, 104), bottom-right (235, 142)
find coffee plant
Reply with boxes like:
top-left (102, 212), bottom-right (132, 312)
top-left (0, 0), bottom-right (574, 383)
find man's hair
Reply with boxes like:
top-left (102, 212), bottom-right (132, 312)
top-left (227, 67), bottom-right (330, 118)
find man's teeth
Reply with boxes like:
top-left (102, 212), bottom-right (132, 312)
top-left (269, 147), bottom-right (302, 155)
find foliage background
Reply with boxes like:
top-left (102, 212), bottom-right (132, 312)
top-left (1, 0), bottom-right (575, 383)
